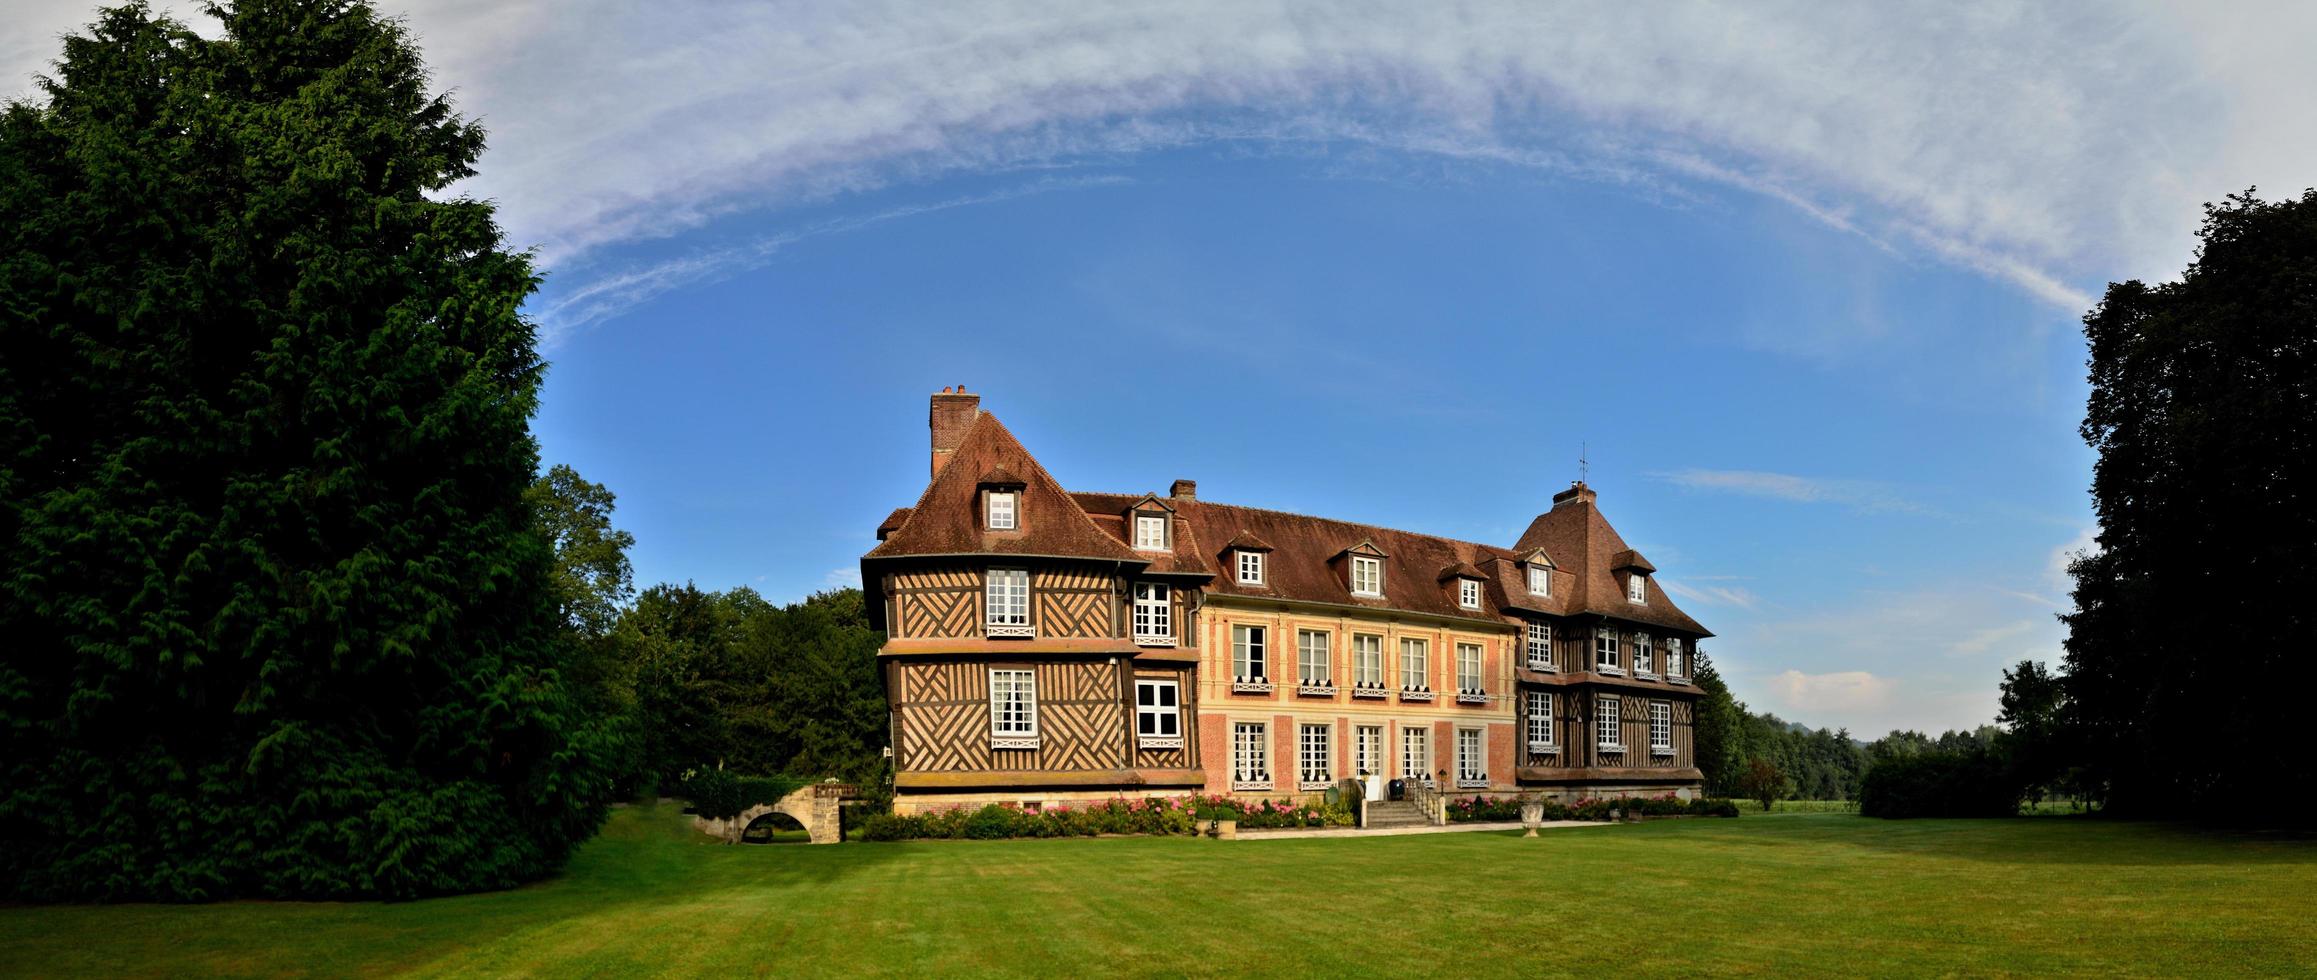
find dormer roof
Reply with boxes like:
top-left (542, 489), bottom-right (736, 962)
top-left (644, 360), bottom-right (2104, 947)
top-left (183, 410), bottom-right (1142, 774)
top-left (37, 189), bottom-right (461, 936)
top-left (1610, 548), bottom-right (1656, 573)
top-left (1221, 530), bottom-right (1274, 552)
top-left (977, 467), bottom-right (1026, 488)
top-left (1437, 560), bottom-right (1486, 582)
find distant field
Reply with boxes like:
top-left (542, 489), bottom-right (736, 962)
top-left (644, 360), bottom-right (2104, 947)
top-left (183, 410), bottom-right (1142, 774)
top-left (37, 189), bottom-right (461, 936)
top-left (3, 803), bottom-right (2310, 977)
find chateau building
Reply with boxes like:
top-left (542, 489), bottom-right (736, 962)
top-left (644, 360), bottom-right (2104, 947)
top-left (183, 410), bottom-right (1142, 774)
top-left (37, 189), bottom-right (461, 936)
top-left (862, 390), bottom-right (1712, 814)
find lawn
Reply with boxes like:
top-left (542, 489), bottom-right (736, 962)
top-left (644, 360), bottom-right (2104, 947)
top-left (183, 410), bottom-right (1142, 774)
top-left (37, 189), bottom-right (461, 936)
top-left (3, 803), bottom-right (2311, 977)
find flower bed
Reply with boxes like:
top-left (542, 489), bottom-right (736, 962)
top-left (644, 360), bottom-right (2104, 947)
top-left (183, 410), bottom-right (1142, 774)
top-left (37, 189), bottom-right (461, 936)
top-left (1444, 793), bottom-right (1741, 823)
top-left (859, 794), bottom-right (1355, 841)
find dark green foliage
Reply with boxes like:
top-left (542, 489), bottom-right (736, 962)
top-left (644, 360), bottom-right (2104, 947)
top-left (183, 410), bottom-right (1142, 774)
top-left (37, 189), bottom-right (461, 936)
top-left (1689, 650), bottom-right (1747, 793)
top-left (680, 770), bottom-right (808, 821)
top-left (858, 797), bottom-right (1204, 841)
top-left (1738, 757), bottom-right (1787, 811)
top-left (0, 1), bottom-right (614, 899)
top-left (2063, 190), bottom-right (2317, 818)
top-left (1859, 746), bottom-right (2024, 818)
top-left (1442, 794), bottom-right (1738, 822)
top-left (528, 465), bottom-right (638, 639)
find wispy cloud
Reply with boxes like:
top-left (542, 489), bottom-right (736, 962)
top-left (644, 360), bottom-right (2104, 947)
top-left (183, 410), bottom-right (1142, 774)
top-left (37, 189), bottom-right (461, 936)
top-left (1764, 669), bottom-right (1896, 715)
top-left (1651, 468), bottom-right (1927, 516)
top-left (1662, 579), bottom-right (1760, 610)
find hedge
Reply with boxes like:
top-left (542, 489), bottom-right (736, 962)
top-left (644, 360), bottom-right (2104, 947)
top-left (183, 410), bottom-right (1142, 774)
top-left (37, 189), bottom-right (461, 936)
top-left (859, 794), bottom-right (1353, 841)
top-left (1445, 793), bottom-right (1741, 822)
top-left (1858, 751), bottom-right (2023, 818)
top-left (682, 770), bottom-right (809, 820)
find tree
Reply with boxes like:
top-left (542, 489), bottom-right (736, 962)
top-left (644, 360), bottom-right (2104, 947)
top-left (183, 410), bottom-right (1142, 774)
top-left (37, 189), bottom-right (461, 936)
top-left (0, 1), bottom-right (614, 899)
top-left (527, 465), bottom-right (638, 639)
top-left (1737, 757), bottom-right (1787, 812)
top-left (1997, 659), bottom-right (2068, 801)
top-left (2063, 189), bottom-right (2317, 818)
top-left (1689, 650), bottom-right (1748, 796)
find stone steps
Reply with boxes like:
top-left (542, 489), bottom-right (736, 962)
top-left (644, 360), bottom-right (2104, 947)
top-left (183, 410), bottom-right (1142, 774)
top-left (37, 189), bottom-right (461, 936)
top-left (1363, 800), bottom-right (1432, 829)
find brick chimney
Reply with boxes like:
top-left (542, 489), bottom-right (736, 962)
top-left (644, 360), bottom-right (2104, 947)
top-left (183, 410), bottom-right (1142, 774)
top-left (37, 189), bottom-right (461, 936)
top-left (929, 386), bottom-right (981, 479)
top-left (1169, 479), bottom-right (1197, 501)
top-left (1550, 481), bottom-right (1596, 509)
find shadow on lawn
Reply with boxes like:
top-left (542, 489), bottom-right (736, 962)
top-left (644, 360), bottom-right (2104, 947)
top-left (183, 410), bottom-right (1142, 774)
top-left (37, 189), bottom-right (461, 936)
top-left (1824, 814), bottom-right (2317, 867)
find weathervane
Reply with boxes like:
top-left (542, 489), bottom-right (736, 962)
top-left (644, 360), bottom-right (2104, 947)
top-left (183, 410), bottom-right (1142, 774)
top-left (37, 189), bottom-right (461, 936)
top-left (1579, 441), bottom-right (1589, 485)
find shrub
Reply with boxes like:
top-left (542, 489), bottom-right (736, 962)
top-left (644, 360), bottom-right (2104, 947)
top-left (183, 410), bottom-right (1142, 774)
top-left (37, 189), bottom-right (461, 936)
top-left (1859, 749), bottom-right (2023, 818)
top-left (683, 770), bottom-right (809, 820)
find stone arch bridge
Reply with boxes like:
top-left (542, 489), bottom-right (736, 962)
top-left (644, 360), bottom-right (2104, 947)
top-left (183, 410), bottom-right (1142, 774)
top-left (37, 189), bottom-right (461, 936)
top-left (694, 782), bottom-right (860, 844)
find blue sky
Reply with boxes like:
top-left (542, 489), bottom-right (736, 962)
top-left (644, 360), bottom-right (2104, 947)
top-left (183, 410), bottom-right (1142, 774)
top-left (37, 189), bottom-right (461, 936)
top-left (12, 0), bottom-right (2313, 735)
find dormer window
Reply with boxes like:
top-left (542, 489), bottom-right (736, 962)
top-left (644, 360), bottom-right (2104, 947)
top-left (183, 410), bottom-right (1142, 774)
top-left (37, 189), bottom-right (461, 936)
top-left (1626, 573), bottom-right (1646, 604)
top-left (1134, 513), bottom-right (1168, 551)
top-left (986, 491), bottom-right (1017, 530)
top-left (1458, 578), bottom-right (1481, 609)
top-left (1238, 550), bottom-right (1265, 585)
top-left (1528, 565), bottom-right (1550, 596)
top-left (1351, 556), bottom-right (1383, 597)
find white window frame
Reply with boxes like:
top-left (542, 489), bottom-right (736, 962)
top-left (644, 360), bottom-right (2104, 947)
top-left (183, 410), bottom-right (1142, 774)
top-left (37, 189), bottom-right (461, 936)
top-left (1528, 564), bottom-right (1551, 596)
top-left (1526, 622), bottom-right (1553, 672)
top-left (1650, 700), bottom-right (1674, 755)
top-left (1633, 632), bottom-right (1656, 679)
top-left (1355, 725), bottom-right (1383, 777)
top-left (1458, 578), bottom-right (1481, 609)
top-left (1134, 513), bottom-right (1168, 551)
top-left (986, 491), bottom-right (1016, 530)
top-left (1351, 556), bottom-right (1383, 597)
top-left (1232, 624), bottom-right (1270, 690)
top-left (1527, 691), bottom-right (1556, 752)
top-left (1131, 582), bottom-right (1172, 645)
top-left (1237, 550), bottom-right (1265, 585)
top-left (1296, 629), bottom-right (1333, 690)
top-left (1401, 725), bottom-right (1431, 782)
top-left (1134, 679), bottom-right (1181, 749)
top-left (1232, 722), bottom-right (1270, 790)
top-left (1667, 638), bottom-right (1687, 681)
top-left (985, 568), bottom-right (1031, 637)
top-left (1594, 627), bottom-right (1621, 675)
top-left (1299, 723), bottom-right (1333, 789)
top-left (1596, 694), bottom-right (1623, 751)
top-left (1399, 637), bottom-right (1430, 693)
top-left (1456, 727), bottom-right (1487, 788)
top-left (1456, 642), bottom-right (1484, 699)
top-left (1352, 634), bottom-right (1385, 692)
top-left (990, 668), bottom-right (1038, 748)
top-left (1627, 573), bottom-right (1646, 604)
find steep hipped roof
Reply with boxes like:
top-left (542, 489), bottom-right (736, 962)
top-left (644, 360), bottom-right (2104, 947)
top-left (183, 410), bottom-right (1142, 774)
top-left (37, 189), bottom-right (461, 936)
top-left (866, 413), bottom-right (1140, 562)
top-left (1513, 484), bottom-right (1706, 635)
top-left (1169, 500), bottom-right (1514, 621)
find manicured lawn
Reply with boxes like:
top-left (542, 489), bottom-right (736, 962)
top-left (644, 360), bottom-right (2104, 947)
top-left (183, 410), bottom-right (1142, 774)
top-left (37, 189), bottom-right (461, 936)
top-left (4, 803), bottom-right (2311, 977)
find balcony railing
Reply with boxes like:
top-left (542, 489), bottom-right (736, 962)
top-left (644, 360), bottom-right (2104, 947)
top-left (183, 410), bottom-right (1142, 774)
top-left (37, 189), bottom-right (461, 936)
top-left (1231, 776), bottom-right (1273, 792)
top-left (1456, 775), bottom-right (1489, 789)
top-left (1351, 682), bottom-right (1389, 699)
top-left (1527, 742), bottom-right (1558, 754)
top-left (1595, 664), bottom-right (1624, 676)
top-left (1634, 670), bottom-right (1660, 681)
top-left (985, 622), bottom-right (1034, 638)
top-left (1398, 687), bottom-right (1435, 702)
top-left (1132, 632), bottom-right (1175, 647)
top-left (1138, 735), bottom-right (1184, 751)
top-left (1296, 682), bottom-right (1337, 697)
top-left (1526, 656), bottom-right (1556, 673)
top-left (1231, 677), bottom-right (1274, 694)
top-left (1455, 689), bottom-right (1488, 705)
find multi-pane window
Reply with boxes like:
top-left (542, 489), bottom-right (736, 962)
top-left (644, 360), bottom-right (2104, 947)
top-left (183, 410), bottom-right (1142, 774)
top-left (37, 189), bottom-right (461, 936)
top-left (1596, 694), bottom-right (1623, 750)
top-left (1401, 726), bottom-right (1430, 781)
top-left (1134, 680), bottom-right (1180, 745)
top-left (1237, 550), bottom-right (1264, 585)
top-left (1356, 725), bottom-right (1383, 776)
top-left (1650, 701), bottom-right (1673, 754)
top-left (1135, 514), bottom-right (1168, 551)
top-left (986, 491), bottom-right (1016, 530)
top-left (1456, 728), bottom-right (1486, 785)
top-left (1351, 556), bottom-right (1383, 596)
top-left (1131, 582), bottom-right (1171, 642)
top-left (1232, 722), bottom-right (1269, 787)
top-left (1666, 638), bottom-right (1686, 677)
top-left (1456, 642), bottom-right (1483, 693)
top-left (1594, 627), bottom-right (1621, 673)
top-left (1353, 634), bottom-right (1384, 687)
top-left (1232, 625), bottom-right (1268, 681)
top-left (1526, 691), bottom-right (1556, 750)
top-left (1526, 622), bottom-right (1553, 671)
top-left (1297, 629), bottom-right (1332, 686)
top-left (1300, 724), bottom-right (1332, 787)
top-left (1458, 578), bottom-right (1481, 609)
top-left (1627, 573), bottom-right (1646, 604)
top-left (1633, 633), bottom-right (1654, 676)
top-left (990, 669), bottom-right (1037, 743)
top-left (1528, 565), bottom-right (1551, 595)
top-left (1400, 638), bottom-right (1430, 691)
top-left (986, 568), bottom-right (1030, 633)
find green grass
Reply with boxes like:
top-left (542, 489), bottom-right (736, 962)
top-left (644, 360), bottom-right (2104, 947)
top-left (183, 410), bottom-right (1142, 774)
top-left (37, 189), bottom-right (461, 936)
top-left (3, 804), bottom-right (2311, 977)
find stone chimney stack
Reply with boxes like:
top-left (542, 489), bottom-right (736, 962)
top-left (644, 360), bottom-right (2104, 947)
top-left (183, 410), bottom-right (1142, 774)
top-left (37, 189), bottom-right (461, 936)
top-left (1550, 481), bottom-right (1597, 509)
top-left (929, 386), bottom-right (981, 479)
top-left (1169, 479), bottom-right (1197, 501)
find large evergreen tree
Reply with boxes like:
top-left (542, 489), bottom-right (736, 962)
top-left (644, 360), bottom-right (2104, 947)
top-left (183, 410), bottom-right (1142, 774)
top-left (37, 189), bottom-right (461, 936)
top-left (0, 1), bottom-right (615, 899)
top-left (2063, 189), bottom-right (2317, 816)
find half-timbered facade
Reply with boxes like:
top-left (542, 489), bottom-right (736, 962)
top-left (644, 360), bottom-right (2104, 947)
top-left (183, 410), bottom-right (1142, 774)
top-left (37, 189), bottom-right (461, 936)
top-left (864, 390), bottom-right (1711, 813)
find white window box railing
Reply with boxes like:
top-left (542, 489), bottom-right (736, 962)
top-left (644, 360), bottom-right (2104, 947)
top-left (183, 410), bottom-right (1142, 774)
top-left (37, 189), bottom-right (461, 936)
top-left (991, 736), bottom-right (1041, 750)
top-left (1138, 736), bottom-right (1183, 751)
top-left (1595, 665), bottom-right (1624, 676)
top-left (1231, 779), bottom-right (1273, 792)
top-left (1597, 743), bottom-right (1625, 753)
top-left (1351, 684), bottom-right (1389, 699)
top-left (985, 623), bottom-right (1035, 638)
top-left (1300, 779), bottom-right (1334, 792)
top-left (1398, 688), bottom-right (1435, 702)
top-left (1527, 659), bottom-right (1556, 673)
top-left (1456, 691), bottom-right (1488, 705)
top-left (1651, 746), bottom-right (1675, 757)
top-left (1667, 674), bottom-right (1690, 685)
top-left (1528, 743), bottom-right (1558, 754)
top-left (1296, 683), bottom-right (1337, 697)
top-left (1456, 777), bottom-right (1489, 789)
top-left (1231, 677), bottom-right (1274, 694)
top-left (1635, 671), bottom-right (1660, 681)
top-left (1133, 633), bottom-right (1175, 647)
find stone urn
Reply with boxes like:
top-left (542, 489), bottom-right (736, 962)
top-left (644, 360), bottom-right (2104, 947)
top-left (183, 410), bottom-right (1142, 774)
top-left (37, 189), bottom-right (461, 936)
top-left (1520, 802), bottom-right (1545, 838)
top-left (1606, 807), bottom-right (1622, 822)
top-left (1211, 818), bottom-right (1238, 840)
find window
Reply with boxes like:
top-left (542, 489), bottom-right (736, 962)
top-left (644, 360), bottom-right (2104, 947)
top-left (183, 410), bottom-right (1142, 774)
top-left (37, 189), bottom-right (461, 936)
top-left (1456, 728), bottom-right (1486, 786)
top-left (1356, 725), bottom-right (1383, 776)
top-left (1526, 622), bottom-right (1553, 671)
top-left (1237, 550), bottom-right (1265, 585)
top-left (990, 669), bottom-right (1037, 746)
top-left (1650, 700), bottom-right (1673, 755)
top-left (1627, 573), bottom-right (1646, 604)
top-left (1458, 578), bottom-right (1481, 609)
top-left (1297, 630), bottom-right (1332, 687)
top-left (1594, 627), bottom-right (1621, 674)
top-left (1351, 556), bottom-right (1383, 596)
top-left (1456, 642), bottom-right (1483, 693)
top-left (1135, 513), bottom-right (1168, 551)
top-left (985, 568), bottom-right (1030, 636)
top-left (1633, 633), bottom-right (1654, 676)
top-left (1666, 638), bottom-right (1686, 678)
top-left (1353, 634), bottom-right (1384, 689)
top-left (1526, 691), bottom-right (1556, 750)
top-left (1400, 638), bottom-right (1430, 691)
top-left (1232, 722), bottom-right (1269, 789)
top-left (1528, 565), bottom-right (1551, 596)
top-left (1299, 724), bottom-right (1332, 788)
top-left (1596, 694), bottom-right (1623, 750)
top-left (1131, 582), bottom-right (1172, 643)
top-left (1134, 680), bottom-right (1180, 747)
top-left (1232, 625), bottom-right (1268, 682)
top-left (986, 491), bottom-right (1016, 530)
top-left (1401, 726), bottom-right (1430, 781)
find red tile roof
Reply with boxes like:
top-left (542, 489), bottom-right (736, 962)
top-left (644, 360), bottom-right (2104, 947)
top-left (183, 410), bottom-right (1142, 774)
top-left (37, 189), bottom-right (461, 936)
top-left (865, 412), bottom-right (1140, 562)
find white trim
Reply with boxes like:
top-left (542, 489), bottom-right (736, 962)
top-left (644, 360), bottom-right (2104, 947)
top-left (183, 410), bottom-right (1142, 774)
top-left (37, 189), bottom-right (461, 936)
top-left (1526, 690), bottom-right (1556, 751)
top-left (1232, 624), bottom-right (1267, 683)
top-left (1131, 581), bottom-right (1173, 646)
top-left (1455, 641), bottom-right (1483, 696)
top-left (1627, 573), bottom-right (1647, 604)
top-left (1237, 550), bottom-right (1265, 585)
top-left (985, 567), bottom-right (1031, 636)
top-left (1525, 622), bottom-right (1554, 672)
top-left (1458, 578), bottom-right (1481, 609)
top-left (1455, 726), bottom-right (1486, 787)
top-left (985, 491), bottom-right (1016, 530)
top-left (1527, 564), bottom-right (1551, 596)
top-left (1593, 626), bottom-right (1620, 673)
top-left (1134, 513), bottom-right (1168, 552)
top-left (1399, 637), bottom-right (1429, 692)
top-left (1135, 679), bottom-right (1180, 748)
top-left (1298, 723), bottom-right (1332, 789)
top-left (990, 668), bottom-right (1038, 744)
top-left (1297, 628), bottom-right (1332, 687)
top-left (1595, 693), bottom-right (1623, 751)
top-left (1232, 721), bottom-right (1269, 789)
top-left (1649, 699), bottom-right (1673, 754)
top-left (1352, 633), bottom-right (1384, 688)
top-left (1351, 555), bottom-right (1383, 597)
